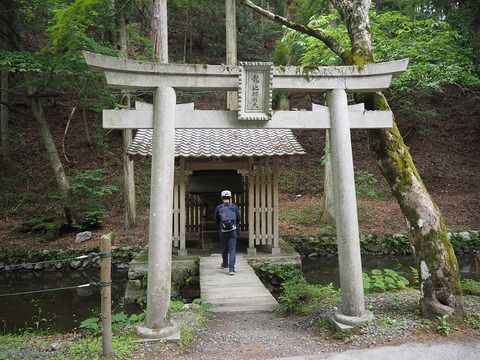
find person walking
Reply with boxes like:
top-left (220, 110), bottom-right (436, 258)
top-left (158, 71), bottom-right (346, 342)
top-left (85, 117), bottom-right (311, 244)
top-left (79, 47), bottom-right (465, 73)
top-left (215, 190), bottom-right (241, 275)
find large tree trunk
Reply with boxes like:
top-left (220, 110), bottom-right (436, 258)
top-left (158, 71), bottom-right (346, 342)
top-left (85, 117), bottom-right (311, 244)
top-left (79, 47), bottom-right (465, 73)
top-left (30, 97), bottom-right (79, 225)
top-left (367, 106), bottom-right (463, 318)
top-left (118, 4), bottom-right (136, 230)
top-left (332, 0), bottom-right (463, 319)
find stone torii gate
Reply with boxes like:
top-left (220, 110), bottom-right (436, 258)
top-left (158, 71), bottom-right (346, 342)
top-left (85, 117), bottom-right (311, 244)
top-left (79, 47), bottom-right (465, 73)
top-left (84, 51), bottom-right (407, 337)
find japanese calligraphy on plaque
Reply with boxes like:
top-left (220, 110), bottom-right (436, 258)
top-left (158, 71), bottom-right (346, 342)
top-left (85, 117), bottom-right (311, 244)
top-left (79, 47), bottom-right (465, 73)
top-left (238, 62), bottom-right (273, 121)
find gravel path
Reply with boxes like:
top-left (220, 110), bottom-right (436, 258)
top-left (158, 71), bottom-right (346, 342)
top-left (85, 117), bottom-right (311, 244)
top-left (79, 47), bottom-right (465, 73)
top-left (132, 291), bottom-right (480, 360)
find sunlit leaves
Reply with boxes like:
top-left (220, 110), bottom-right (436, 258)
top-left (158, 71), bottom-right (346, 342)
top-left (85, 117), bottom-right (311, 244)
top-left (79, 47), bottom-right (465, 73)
top-left (275, 9), bottom-right (480, 94)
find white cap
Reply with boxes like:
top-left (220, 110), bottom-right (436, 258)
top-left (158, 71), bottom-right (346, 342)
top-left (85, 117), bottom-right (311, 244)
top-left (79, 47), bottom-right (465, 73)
top-left (221, 190), bottom-right (231, 198)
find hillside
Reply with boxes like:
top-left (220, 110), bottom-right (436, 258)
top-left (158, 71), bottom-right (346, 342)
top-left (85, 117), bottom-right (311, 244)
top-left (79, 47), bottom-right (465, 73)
top-left (0, 86), bottom-right (479, 251)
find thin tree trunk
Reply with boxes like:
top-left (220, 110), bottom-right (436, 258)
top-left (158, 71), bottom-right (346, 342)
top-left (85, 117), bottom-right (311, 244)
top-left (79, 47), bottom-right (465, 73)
top-left (82, 107), bottom-right (92, 145)
top-left (118, 5), bottom-right (136, 230)
top-left (30, 97), bottom-right (79, 224)
top-left (1, 70), bottom-right (9, 173)
top-left (152, 0), bottom-right (168, 63)
top-left (225, 0), bottom-right (238, 110)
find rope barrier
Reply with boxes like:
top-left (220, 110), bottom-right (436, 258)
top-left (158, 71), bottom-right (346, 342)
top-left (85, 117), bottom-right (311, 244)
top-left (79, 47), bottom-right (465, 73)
top-left (2, 252), bottom-right (112, 270)
top-left (0, 250), bottom-right (114, 297)
top-left (0, 281), bottom-right (112, 297)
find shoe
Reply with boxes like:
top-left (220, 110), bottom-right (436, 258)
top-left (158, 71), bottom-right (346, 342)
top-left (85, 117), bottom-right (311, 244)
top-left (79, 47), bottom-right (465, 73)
top-left (229, 269), bottom-right (235, 275)
top-left (220, 264), bottom-right (228, 270)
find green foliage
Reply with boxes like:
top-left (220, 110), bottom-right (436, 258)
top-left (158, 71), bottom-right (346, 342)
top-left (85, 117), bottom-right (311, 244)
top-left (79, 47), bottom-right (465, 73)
top-left (363, 268), bottom-right (410, 293)
top-left (78, 316), bottom-right (101, 333)
top-left (279, 276), bottom-right (339, 315)
top-left (126, 24), bottom-right (154, 60)
top-left (0, 50), bottom-right (115, 111)
top-left (279, 205), bottom-right (323, 226)
top-left (275, 9), bottom-right (480, 94)
top-left (17, 217), bottom-right (64, 241)
top-left (461, 279), bottom-right (480, 296)
top-left (436, 315), bottom-right (454, 336)
top-left (69, 169), bottom-right (118, 229)
top-left (169, 300), bottom-right (186, 314)
top-left (58, 332), bottom-right (140, 359)
top-left (355, 169), bottom-right (380, 199)
top-left (79, 312), bottom-right (146, 335)
top-left (259, 265), bottom-right (302, 285)
top-left (180, 326), bottom-right (196, 347)
top-left (69, 169), bottom-right (118, 196)
top-left (409, 266), bottom-right (419, 288)
top-left (47, 0), bottom-right (117, 54)
top-left (464, 310), bottom-right (480, 330)
top-left (448, 232), bottom-right (480, 253)
top-left (376, 314), bottom-right (397, 329)
top-left (359, 234), bottom-right (411, 254)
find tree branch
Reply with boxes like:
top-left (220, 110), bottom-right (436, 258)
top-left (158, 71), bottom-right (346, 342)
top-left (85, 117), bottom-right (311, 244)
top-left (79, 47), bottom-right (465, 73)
top-left (0, 100), bottom-right (31, 118)
top-left (239, 0), bottom-right (348, 63)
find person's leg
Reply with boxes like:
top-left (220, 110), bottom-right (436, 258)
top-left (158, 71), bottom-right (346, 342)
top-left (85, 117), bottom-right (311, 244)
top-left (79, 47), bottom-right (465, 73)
top-left (227, 232), bottom-right (237, 273)
top-left (220, 232), bottom-right (228, 268)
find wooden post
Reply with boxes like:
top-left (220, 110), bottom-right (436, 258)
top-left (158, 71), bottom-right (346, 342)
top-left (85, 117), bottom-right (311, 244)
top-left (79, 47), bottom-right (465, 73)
top-left (247, 158), bottom-right (256, 255)
top-left (272, 157), bottom-right (280, 254)
top-left (179, 158), bottom-right (187, 256)
top-left (100, 233), bottom-right (113, 356)
top-left (260, 158), bottom-right (267, 245)
top-left (254, 160), bottom-right (261, 246)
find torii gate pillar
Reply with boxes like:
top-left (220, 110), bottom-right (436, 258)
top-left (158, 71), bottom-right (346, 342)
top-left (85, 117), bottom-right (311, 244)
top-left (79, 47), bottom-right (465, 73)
top-left (327, 89), bottom-right (372, 325)
top-left (136, 87), bottom-right (179, 338)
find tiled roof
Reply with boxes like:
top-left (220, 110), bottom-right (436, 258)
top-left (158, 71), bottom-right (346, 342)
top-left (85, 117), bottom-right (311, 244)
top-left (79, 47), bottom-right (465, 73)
top-left (127, 129), bottom-right (305, 158)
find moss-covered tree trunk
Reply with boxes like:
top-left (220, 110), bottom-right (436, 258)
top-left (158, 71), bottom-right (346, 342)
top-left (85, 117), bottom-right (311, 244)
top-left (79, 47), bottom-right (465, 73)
top-left (367, 97), bottom-right (462, 318)
top-left (331, 0), bottom-right (463, 318)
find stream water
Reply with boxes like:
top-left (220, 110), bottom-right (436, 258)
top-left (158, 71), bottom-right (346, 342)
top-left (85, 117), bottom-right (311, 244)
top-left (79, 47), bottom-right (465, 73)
top-left (303, 254), bottom-right (476, 288)
top-left (0, 267), bottom-right (133, 333)
top-left (0, 255), bottom-right (476, 334)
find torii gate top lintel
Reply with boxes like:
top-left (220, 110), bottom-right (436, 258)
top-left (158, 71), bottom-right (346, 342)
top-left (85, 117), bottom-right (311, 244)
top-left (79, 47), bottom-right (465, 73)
top-left (83, 51), bottom-right (408, 93)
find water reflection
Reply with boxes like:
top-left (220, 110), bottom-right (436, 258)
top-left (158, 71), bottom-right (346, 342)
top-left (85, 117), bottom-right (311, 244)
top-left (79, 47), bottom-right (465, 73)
top-left (0, 268), bottom-right (131, 333)
top-left (302, 254), bottom-right (476, 288)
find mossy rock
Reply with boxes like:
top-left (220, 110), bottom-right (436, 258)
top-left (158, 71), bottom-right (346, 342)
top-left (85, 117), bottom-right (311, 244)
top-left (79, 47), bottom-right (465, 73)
top-left (17, 217), bottom-right (64, 241)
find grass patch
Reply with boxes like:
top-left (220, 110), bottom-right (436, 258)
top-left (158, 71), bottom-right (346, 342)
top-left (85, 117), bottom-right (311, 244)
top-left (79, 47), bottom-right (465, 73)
top-left (180, 326), bottom-right (196, 347)
top-left (461, 279), bottom-right (480, 296)
top-left (279, 277), bottom-right (339, 315)
top-left (279, 205), bottom-right (323, 226)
